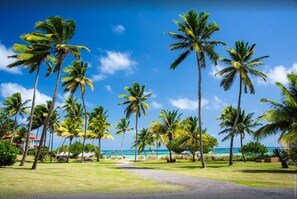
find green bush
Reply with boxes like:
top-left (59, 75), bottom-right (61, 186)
top-left (0, 141), bottom-right (18, 167)
top-left (69, 142), bottom-right (83, 158)
top-left (239, 141), bottom-right (268, 157)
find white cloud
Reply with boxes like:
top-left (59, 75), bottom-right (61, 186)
top-left (205, 96), bottom-right (228, 110)
top-left (258, 64), bottom-right (297, 85)
top-left (0, 43), bottom-right (22, 75)
top-left (0, 83), bottom-right (51, 105)
top-left (209, 64), bottom-right (223, 79)
top-left (169, 97), bottom-right (209, 111)
top-left (151, 101), bottom-right (163, 109)
top-left (105, 85), bottom-right (113, 93)
top-left (93, 51), bottom-right (137, 82)
top-left (92, 74), bottom-right (107, 81)
top-left (112, 25), bottom-right (126, 34)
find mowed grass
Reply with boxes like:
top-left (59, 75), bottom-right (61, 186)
top-left (0, 156), bottom-right (182, 198)
top-left (133, 160), bottom-right (297, 189)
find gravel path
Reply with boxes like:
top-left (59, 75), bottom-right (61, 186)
top-left (9, 160), bottom-right (296, 199)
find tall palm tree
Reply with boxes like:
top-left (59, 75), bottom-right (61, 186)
top-left (62, 60), bottom-right (94, 163)
top-left (7, 32), bottom-right (52, 166)
top-left (133, 128), bottom-right (154, 160)
top-left (32, 16), bottom-right (90, 170)
top-left (118, 82), bottom-right (151, 162)
top-left (255, 73), bottom-right (297, 144)
top-left (218, 105), bottom-right (260, 162)
top-left (2, 93), bottom-right (30, 143)
top-left (48, 109), bottom-right (60, 163)
top-left (62, 95), bottom-right (78, 114)
top-left (88, 106), bottom-right (113, 162)
top-left (150, 110), bottom-right (182, 163)
top-left (166, 10), bottom-right (225, 168)
top-left (115, 118), bottom-right (133, 158)
top-left (216, 41), bottom-right (268, 165)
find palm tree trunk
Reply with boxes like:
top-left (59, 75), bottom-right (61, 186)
top-left (240, 134), bottom-right (246, 162)
top-left (10, 115), bottom-right (17, 143)
top-left (121, 132), bottom-right (125, 158)
top-left (20, 66), bottom-right (40, 166)
top-left (192, 141), bottom-right (196, 162)
top-left (229, 75), bottom-right (242, 166)
top-left (156, 140), bottom-right (159, 159)
top-left (81, 93), bottom-right (87, 163)
top-left (169, 135), bottom-right (172, 163)
top-left (97, 138), bottom-right (101, 162)
top-left (134, 115), bottom-right (139, 163)
top-left (50, 132), bottom-right (54, 163)
top-left (32, 54), bottom-right (64, 170)
top-left (196, 52), bottom-right (205, 168)
top-left (67, 138), bottom-right (72, 163)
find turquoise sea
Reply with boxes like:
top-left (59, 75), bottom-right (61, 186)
top-left (101, 147), bottom-right (276, 160)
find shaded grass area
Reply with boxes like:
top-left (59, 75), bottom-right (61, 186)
top-left (132, 160), bottom-right (297, 189)
top-left (0, 157), bottom-right (181, 198)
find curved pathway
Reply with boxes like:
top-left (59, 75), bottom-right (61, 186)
top-left (10, 160), bottom-right (295, 199)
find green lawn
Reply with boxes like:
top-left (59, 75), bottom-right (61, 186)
top-left (0, 157), bottom-right (181, 198)
top-left (133, 160), bottom-right (297, 189)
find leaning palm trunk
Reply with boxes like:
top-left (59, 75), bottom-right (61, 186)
top-left (169, 136), bottom-right (173, 162)
top-left (50, 131), bottom-right (54, 163)
top-left (67, 138), bottom-right (72, 163)
top-left (229, 75), bottom-right (242, 166)
top-left (81, 93), bottom-right (87, 163)
top-left (20, 66), bottom-right (40, 166)
top-left (196, 53), bottom-right (205, 168)
top-left (156, 140), bottom-right (159, 159)
top-left (134, 115), bottom-right (139, 163)
top-left (120, 132), bottom-right (125, 158)
top-left (10, 115), bottom-right (17, 143)
top-left (32, 54), bottom-right (64, 170)
top-left (97, 138), bottom-right (101, 162)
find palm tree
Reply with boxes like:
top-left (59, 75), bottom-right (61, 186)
top-left (2, 93), bottom-right (30, 143)
top-left (32, 16), bottom-right (90, 170)
top-left (166, 10), bottom-right (225, 168)
top-left (218, 105), bottom-right (260, 162)
top-left (133, 128), bottom-right (154, 160)
top-left (88, 106), bottom-right (113, 162)
top-left (0, 111), bottom-right (14, 140)
top-left (62, 60), bottom-right (94, 163)
top-left (8, 32), bottom-right (52, 166)
top-left (48, 109), bottom-right (60, 163)
top-left (216, 41), bottom-right (268, 165)
top-left (115, 118), bottom-right (133, 158)
top-left (180, 116), bottom-right (199, 162)
top-left (118, 82), bottom-right (151, 162)
top-left (62, 95), bottom-right (78, 114)
top-left (255, 73), bottom-right (297, 144)
top-left (150, 110), bottom-right (182, 162)
top-left (151, 130), bottom-right (162, 159)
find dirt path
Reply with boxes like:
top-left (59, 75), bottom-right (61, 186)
top-left (9, 160), bottom-right (295, 199)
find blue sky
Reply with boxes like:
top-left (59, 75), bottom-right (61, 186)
top-left (1, 1), bottom-right (297, 150)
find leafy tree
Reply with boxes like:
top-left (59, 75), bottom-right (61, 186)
top-left (151, 130), bottom-right (162, 159)
top-left (255, 73), bottom-right (297, 144)
top-left (8, 32), bottom-right (53, 166)
top-left (150, 110), bottom-right (182, 162)
top-left (32, 16), bottom-right (89, 170)
top-left (0, 140), bottom-right (18, 167)
top-left (88, 106), bottom-right (113, 161)
top-left (115, 118), bottom-right (133, 158)
top-left (84, 143), bottom-right (97, 153)
top-left (62, 60), bottom-right (94, 162)
top-left (166, 10), bottom-right (225, 168)
top-left (69, 141), bottom-right (83, 158)
top-left (216, 41), bottom-right (268, 165)
top-left (2, 93), bottom-right (30, 143)
top-left (239, 141), bottom-right (268, 157)
top-left (118, 82), bottom-right (151, 162)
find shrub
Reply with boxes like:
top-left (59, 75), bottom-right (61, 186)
top-left (0, 140), bottom-right (18, 167)
top-left (239, 141), bottom-right (268, 157)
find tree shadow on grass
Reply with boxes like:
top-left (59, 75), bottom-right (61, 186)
top-left (240, 169), bottom-right (296, 174)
